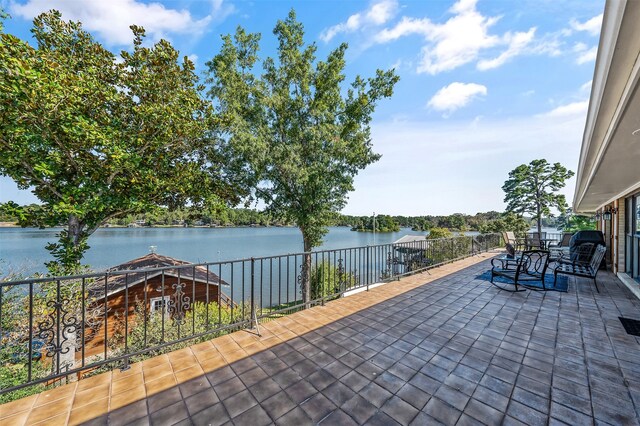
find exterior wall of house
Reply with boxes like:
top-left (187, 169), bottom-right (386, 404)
top-left (618, 197), bottom-right (626, 273)
top-left (595, 191), bottom-right (640, 277)
top-left (82, 276), bottom-right (222, 358)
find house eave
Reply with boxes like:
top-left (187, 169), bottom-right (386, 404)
top-left (573, 0), bottom-right (640, 213)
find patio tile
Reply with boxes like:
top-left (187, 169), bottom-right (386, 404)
top-left (433, 384), bottom-right (471, 411)
top-left (423, 396), bottom-right (462, 424)
top-left (464, 398), bottom-right (504, 426)
top-left (300, 393), bottom-right (336, 422)
top-left (184, 388), bottom-right (219, 416)
top-left (380, 395), bottom-right (419, 425)
top-left (231, 404), bottom-right (272, 426)
top-left (340, 394), bottom-right (378, 424)
top-left (108, 400), bottom-right (148, 426)
top-left (147, 387), bottom-right (182, 414)
top-left (284, 379), bottom-right (316, 404)
top-left (189, 402), bottom-right (229, 426)
top-left (323, 381), bottom-right (355, 406)
top-left (396, 383), bottom-right (431, 410)
top-left (261, 391), bottom-right (296, 420)
top-left (506, 399), bottom-right (548, 426)
top-left (221, 389), bottom-right (257, 418)
top-left (366, 411), bottom-right (402, 426)
top-left (149, 400), bottom-right (189, 425)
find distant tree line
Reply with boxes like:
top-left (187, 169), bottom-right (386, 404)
top-left (1, 203), bottom-right (570, 234)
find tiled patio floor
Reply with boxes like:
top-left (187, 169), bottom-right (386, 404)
top-left (1, 253), bottom-right (640, 425)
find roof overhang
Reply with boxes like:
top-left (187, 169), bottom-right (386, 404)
top-left (573, 0), bottom-right (640, 213)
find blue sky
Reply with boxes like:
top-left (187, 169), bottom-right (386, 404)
top-left (0, 0), bottom-right (604, 216)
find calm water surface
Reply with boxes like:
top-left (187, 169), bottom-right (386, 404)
top-left (1, 226), bottom-right (436, 274)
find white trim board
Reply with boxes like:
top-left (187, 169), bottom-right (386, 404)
top-left (617, 272), bottom-right (640, 301)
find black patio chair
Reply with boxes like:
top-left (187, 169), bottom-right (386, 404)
top-left (490, 250), bottom-right (551, 292)
top-left (548, 232), bottom-right (573, 260)
top-left (555, 242), bottom-right (594, 266)
top-left (525, 233), bottom-right (542, 250)
top-left (554, 245), bottom-right (606, 292)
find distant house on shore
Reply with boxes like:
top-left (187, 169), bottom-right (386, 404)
top-left (82, 253), bottom-right (231, 357)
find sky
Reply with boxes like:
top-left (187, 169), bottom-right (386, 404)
top-left (0, 0), bottom-right (605, 216)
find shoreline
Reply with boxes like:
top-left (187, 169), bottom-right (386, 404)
top-left (0, 223), bottom-right (299, 229)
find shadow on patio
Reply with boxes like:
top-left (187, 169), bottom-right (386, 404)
top-left (1, 253), bottom-right (639, 426)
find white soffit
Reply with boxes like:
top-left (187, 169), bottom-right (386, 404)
top-left (573, 0), bottom-right (640, 213)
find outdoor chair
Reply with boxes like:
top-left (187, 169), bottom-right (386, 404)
top-left (554, 244), bottom-right (606, 292)
top-left (525, 233), bottom-right (542, 250)
top-left (548, 232), bottom-right (573, 259)
top-left (549, 232), bottom-right (573, 248)
top-left (490, 250), bottom-right (551, 291)
top-left (502, 231), bottom-right (526, 252)
top-left (555, 242), bottom-right (595, 266)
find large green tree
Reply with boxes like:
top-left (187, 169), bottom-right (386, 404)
top-left (206, 10), bottom-right (398, 304)
top-left (502, 159), bottom-right (574, 235)
top-left (0, 12), bottom-right (242, 273)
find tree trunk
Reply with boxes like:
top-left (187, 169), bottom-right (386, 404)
top-left (536, 204), bottom-right (542, 235)
top-left (68, 214), bottom-right (82, 247)
top-left (301, 232), bottom-right (312, 309)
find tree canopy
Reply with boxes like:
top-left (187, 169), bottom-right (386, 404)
top-left (557, 209), bottom-right (596, 233)
top-left (0, 11), bottom-right (243, 273)
top-left (206, 10), bottom-right (398, 303)
top-left (502, 159), bottom-right (574, 234)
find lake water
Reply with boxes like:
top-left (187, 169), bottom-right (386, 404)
top-left (0, 226), bottom-right (437, 274)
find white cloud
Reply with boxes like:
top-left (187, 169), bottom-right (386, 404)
top-left (10, 0), bottom-right (231, 46)
top-left (573, 42), bottom-right (588, 52)
top-left (187, 54), bottom-right (198, 65)
top-left (538, 100), bottom-right (588, 118)
top-left (428, 82), bottom-right (487, 115)
top-left (580, 80), bottom-right (592, 92)
top-left (570, 14), bottom-right (603, 36)
top-left (373, 0), bottom-right (542, 74)
top-left (320, 0), bottom-right (398, 43)
top-left (477, 27), bottom-right (536, 70)
top-left (576, 45), bottom-right (597, 64)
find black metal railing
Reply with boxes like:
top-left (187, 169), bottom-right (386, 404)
top-left (0, 233), bottom-right (501, 395)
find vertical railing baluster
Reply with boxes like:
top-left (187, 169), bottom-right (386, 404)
top-left (80, 278), bottom-right (85, 368)
top-left (192, 266), bottom-right (196, 336)
top-left (250, 258), bottom-right (255, 328)
top-left (259, 259), bottom-right (263, 319)
top-left (205, 265), bottom-right (210, 328)
top-left (143, 272), bottom-right (148, 347)
top-left (177, 269), bottom-right (182, 339)
top-left (366, 246), bottom-right (370, 291)
top-left (218, 263), bottom-right (222, 325)
top-left (242, 261), bottom-right (245, 321)
top-left (103, 275), bottom-right (108, 362)
top-left (160, 271), bottom-right (166, 343)
top-left (269, 258), bottom-right (273, 312)
top-left (230, 264), bottom-right (234, 323)
top-left (28, 283), bottom-right (33, 381)
top-left (288, 256), bottom-right (291, 306)
top-left (123, 273), bottom-right (129, 371)
top-left (278, 257), bottom-right (282, 308)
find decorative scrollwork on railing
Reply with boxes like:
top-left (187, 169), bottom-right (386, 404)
top-left (37, 298), bottom-right (80, 360)
top-left (167, 282), bottom-right (190, 325)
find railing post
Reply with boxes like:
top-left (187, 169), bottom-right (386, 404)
top-left (366, 246), bottom-right (370, 291)
top-left (250, 257), bottom-right (256, 326)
